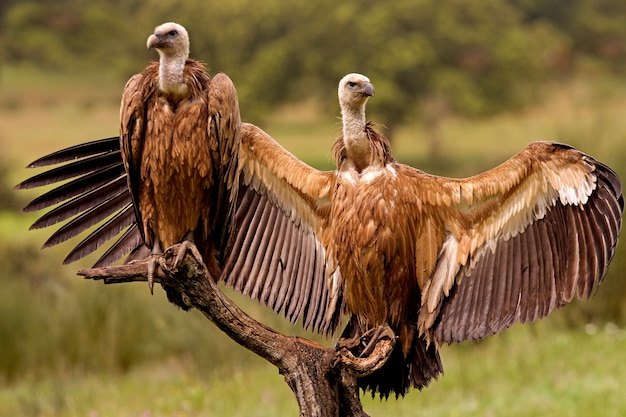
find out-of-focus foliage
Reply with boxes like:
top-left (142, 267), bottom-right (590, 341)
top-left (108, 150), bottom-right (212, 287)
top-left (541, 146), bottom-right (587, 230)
top-left (4, 0), bottom-right (626, 131)
top-left (515, 0), bottom-right (626, 70)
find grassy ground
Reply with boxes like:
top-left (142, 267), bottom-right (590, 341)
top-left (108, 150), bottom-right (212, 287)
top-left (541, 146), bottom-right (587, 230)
top-left (1, 319), bottom-right (625, 417)
top-left (2, 67), bottom-right (626, 416)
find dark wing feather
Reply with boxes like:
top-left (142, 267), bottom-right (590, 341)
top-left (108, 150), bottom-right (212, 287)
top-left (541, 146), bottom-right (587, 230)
top-left (16, 151), bottom-right (122, 190)
top-left (42, 189), bottom-right (131, 248)
top-left (63, 204), bottom-right (136, 264)
top-left (17, 134), bottom-right (146, 267)
top-left (30, 175), bottom-right (128, 229)
top-left (95, 224), bottom-right (145, 267)
top-left (21, 163), bottom-right (126, 213)
top-left (221, 123), bottom-right (341, 334)
top-left (17, 138), bottom-right (147, 267)
top-left (22, 137), bottom-right (120, 168)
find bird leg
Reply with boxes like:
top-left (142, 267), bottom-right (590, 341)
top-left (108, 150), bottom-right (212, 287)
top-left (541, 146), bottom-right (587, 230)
top-left (147, 239), bottom-right (164, 294)
top-left (335, 327), bottom-right (376, 351)
top-left (335, 325), bottom-right (396, 354)
top-left (172, 231), bottom-right (205, 269)
top-left (333, 324), bottom-right (396, 377)
top-left (359, 325), bottom-right (396, 358)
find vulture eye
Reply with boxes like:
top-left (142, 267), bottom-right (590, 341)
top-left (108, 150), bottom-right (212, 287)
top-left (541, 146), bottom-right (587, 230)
top-left (168, 30), bottom-right (178, 37)
top-left (347, 81), bottom-right (357, 88)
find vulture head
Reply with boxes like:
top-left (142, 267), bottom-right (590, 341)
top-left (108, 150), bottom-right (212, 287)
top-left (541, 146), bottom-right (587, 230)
top-left (337, 73), bottom-right (377, 170)
top-left (338, 73), bottom-right (375, 112)
top-left (147, 22), bottom-right (190, 97)
top-left (147, 22), bottom-right (190, 61)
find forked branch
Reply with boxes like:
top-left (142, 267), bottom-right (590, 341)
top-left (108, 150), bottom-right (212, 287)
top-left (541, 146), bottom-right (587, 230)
top-left (78, 245), bottom-right (394, 417)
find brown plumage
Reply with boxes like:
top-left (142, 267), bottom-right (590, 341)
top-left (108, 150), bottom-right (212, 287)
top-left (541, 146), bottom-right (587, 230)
top-left (17, 70), bottom-right (624, 399)
top-left (227, 73), bottom-right (623, 397)
top-left (119, 22), bottom-right (241, 306)
top-left (16, 24), bottom-right (333, 326)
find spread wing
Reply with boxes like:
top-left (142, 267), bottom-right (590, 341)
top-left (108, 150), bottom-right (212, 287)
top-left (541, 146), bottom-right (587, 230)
top-left (15, 137), bottom-right (145, 266)
top-left (221, 123), bottom-right (341, 334)
top-left (15, 66), bottom-right (156, 268)
top-left (410, 141), bottom-right (623, 344)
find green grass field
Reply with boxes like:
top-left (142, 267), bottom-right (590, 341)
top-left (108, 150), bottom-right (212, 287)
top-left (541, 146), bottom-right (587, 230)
top-left (1, 320), bottom-right (625, 417)
top-left (1, 67), bottom-right (626, 416)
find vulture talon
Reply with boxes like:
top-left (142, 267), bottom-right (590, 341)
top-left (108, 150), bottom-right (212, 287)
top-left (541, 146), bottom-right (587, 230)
top-left (335, 335), bottom-right (363, 352)
top-left (120, 22), bottom-right (240, 312)
top-left (146, 241), bottom-right (163, 294)
top-left (359, 325), bottom-right (395, 359)
top-left (335, 325), bottom-right (396, 359)
top-left (147, 255), bottom-right (158, 294)
top-left (147, 254), bottom-right (166, 294)
top-left (332, 329), bottom-right (396, 376)
top-left (173, 238), bottom-right (205, 269)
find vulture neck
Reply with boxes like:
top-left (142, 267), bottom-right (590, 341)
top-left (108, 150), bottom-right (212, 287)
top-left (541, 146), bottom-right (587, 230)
top-left (341, 104), bottom-right (372, 172)
top-left (157, 53), bottom-right (189, 98)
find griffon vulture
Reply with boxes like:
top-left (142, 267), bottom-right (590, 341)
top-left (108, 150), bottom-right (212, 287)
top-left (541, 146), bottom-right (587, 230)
top-left (225, 73), bottom-right (623, 396)
top-left (17, 71), bottom-right (623, 399)
top-left (16, 22), bottom-right (333, 327)
top-left (118, 22), bottom-right (244, 307)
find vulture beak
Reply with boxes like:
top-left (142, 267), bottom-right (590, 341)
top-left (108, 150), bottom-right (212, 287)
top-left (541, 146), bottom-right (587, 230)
top-left (362, 82), bottom-right (375, 98)
top-left (147, 33), bottom-right (163, 50)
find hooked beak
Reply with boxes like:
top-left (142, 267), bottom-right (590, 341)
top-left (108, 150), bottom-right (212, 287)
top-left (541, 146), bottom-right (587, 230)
top-left (146, 33), bottom-right (162, 50)
top-left (362, 82), bottom-right (375, 98)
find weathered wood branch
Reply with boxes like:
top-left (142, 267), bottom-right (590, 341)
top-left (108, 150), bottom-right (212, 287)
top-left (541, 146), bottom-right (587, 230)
top-left (78, 246), bottom-right (395, 417)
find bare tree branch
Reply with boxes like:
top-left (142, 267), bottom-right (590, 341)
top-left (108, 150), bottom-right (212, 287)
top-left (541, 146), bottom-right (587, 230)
top-left (78, 245), bottom-right (395, 417)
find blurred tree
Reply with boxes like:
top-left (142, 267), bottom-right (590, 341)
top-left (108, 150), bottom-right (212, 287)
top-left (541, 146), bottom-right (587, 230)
top-left (515, 0), bottom-right (626, 70)
top-left (4, 0), bottom-right (140, 72)
top-left (4, 0), bottom-right (626, 132)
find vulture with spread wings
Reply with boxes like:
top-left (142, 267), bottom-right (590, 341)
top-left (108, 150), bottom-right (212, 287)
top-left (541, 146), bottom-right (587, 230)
top-left (18, 65), bottom-right (623, 399)
top-left (225, 74), bottom-right (622, 396)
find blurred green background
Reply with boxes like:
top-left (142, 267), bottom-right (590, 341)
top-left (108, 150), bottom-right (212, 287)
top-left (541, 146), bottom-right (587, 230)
top-left (1, 0), bottom-right (626, 416)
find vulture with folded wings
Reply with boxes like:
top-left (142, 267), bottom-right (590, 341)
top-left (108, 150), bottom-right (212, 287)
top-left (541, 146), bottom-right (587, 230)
top-left (17, 70), bottom-right (623, 399)
top-left (96, 22), bottom-right (242, 308)
top-left (15, 22), bottom-right (332, 322)
top-left (119, 21), bottom-right (242, 295)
